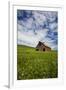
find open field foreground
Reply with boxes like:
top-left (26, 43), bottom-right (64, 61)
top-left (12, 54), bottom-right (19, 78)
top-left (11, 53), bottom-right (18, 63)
top-left (17, 45), bottom-right (58, 80)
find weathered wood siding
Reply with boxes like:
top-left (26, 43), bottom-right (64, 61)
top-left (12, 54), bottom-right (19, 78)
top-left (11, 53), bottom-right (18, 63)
top-left (36, 41), bottom-right (51, 51)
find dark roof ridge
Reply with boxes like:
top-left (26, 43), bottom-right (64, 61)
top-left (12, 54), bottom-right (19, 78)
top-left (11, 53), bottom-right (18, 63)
top-left (38, 41), bottom-right (51, 49)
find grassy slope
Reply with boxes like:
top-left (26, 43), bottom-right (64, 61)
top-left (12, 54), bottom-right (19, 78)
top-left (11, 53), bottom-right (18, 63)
top-left (17, 45), bottom-right (58, 80)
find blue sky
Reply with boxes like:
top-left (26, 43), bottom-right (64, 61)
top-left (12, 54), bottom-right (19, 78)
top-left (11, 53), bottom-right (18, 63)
top-left (17, 10), bottom-right (58, 50)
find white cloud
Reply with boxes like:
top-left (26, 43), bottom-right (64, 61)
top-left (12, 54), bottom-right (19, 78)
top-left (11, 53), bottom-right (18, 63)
top-left (33, 11), bottom-right (47, 26)
top-left (24, 18), bottom-right (33, 29)
top-left (17, 23), bottom-right (57, 49)
top-left (49, 22), bottom-right (58, 30)
top-left (17, 10), bottom-right (58, 50)
top-left (17, 24), bottom-right (48, 47)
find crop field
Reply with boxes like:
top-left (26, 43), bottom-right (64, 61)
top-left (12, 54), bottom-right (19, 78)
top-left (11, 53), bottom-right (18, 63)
top-left (17, 45), bottom-right (58, 80)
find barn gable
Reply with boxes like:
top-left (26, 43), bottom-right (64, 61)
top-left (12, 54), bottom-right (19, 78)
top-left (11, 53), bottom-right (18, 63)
top-left (36, 41), bottom-right (51, 51)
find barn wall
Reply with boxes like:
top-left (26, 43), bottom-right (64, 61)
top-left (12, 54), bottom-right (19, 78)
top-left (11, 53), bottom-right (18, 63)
top-left (38, 45), bottom-right (45, 51)
top-left (36, 44), bottom-right (51, 51)
top-left (45, 47), bottom-right (51, 51)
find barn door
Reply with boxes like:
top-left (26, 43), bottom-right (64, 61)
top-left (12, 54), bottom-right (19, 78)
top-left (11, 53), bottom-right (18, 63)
top-left (43, 48), bottom-right (45, 51)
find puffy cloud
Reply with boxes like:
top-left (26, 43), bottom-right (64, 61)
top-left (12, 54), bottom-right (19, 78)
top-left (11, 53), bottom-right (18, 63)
top-left (49, 22), bottom-right (58, 30)
top-left (17, 10), bottom-right (58, 50)
top-left (17, 23), bottom-right (48, 47)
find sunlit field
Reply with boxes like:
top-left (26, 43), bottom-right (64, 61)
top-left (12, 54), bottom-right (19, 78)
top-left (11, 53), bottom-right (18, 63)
top-left (17, 45), bottom-right (58, 80)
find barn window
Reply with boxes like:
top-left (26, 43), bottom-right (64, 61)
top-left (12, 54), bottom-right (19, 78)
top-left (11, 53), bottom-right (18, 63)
top-left (43, 48), bottom-right (45, 51)
top-left (36, 49), bottom-right (39, 51)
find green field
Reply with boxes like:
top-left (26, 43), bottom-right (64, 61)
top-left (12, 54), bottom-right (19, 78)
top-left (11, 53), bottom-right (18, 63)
top-left (17, 45), bottom-right (58, 80)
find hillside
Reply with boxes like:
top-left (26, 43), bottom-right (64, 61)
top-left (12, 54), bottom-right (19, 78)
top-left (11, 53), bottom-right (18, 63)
top-left (17, 45), bottom-right (58, 80)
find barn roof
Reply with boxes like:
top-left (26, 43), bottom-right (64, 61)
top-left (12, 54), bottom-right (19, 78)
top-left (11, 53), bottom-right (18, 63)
top-left (36, 41), bottom-right (51, 49)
